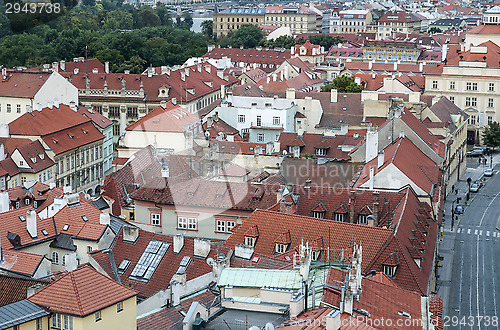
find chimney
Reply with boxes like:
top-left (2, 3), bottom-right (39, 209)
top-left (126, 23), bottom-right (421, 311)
top-left (393, 62), bottom-right (398, 71)
top-left (432, 95), bottom-right (441, 105)
top-left (371, 73), bottom-right (376, 79)
top-left (365, 128), bottom-right (379, 162)
top-left (184, 67), bottom-right (190, 77)
top-left (368, 60), bottom-right (373, 70)
top-left (26, 209), bottom-right (37, 238)
top-left (220, 84), bottom-right (225, 98)
top-left (0, 191), bottom-right (9, 213)
top-left (52, 62), bottom-right (58, 72)
top-left (372, 191), bottom-right (379, 226)
top-left (368, 166), bottom-right (374, 190)
top-left (197, 64), bottom-right (202, 72)
top-left (419, 62), bottom-right (423, 72)
top-left (325, 310), bottom-right (341, 330)
top-left (377, 151), bottom-right (384, 168)
top-left (161, 166), bottom-right (169, 178)
top-left (349, 190), bottom-right (356, 223)
top-left (173, 234), bottom-right (184, 253)
top-left (2, 67), bottom-right (7, 80)
top-left (234, 243), bottom-right (254, 260)
top-left (27, 284), bottom-right (45, 298)
top-left (280, 200), bottom-right (294, 214)
top-left (194, 238), bottom-right (210, 258)
top-left (286, 88), bottom-right (296, 99)
top-left (69, 101), bottom-right (77, 111)
top-left (0, 144), bottom-right (4, 161)
top-left (0, 124), bottom-right (8, 138)
top-left (207, 116), bottom-right (214, 129)
top-left (205, 65), bottom-right (211, 74)
top-left (147, 67), bottom-right (153, 78)
top-left (276, 187), bottom-right (284, 203)
top-left (123, 225), bottom-right (139, 242)
top-left (59, 60), bottom-right (65, 71)
top-left (65, 253), bottom-right (78, 272)
top-left (105, 61), bottom-right (110, 74)
top-left (331, 88), bottom-right (338, 103)
top-left (171, 98), bottom-right (177, 105)
top-left (99, 213), bottom-right (110, 225)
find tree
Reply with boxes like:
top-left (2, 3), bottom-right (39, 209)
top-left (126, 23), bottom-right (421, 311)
top-left (201, 20), bottom-right (213, 40)
top-left (226, 24), bottom-right (264, 48)
top-left (321, 75), bottom-right (364, 93)
top-left (156, 4), bottom-right (173, 26)
top-left (482, 121), bottom-right (500, 148)
top-left (176, 11), bottom-right (193, 30)
top-left (309, 35), bottom-right (343, 50)
top-left (428, 27), bottom-right (442, 34)
top-left (268, 35), bottom-right (296, 49)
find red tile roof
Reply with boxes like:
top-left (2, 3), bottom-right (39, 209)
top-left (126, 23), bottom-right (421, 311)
top-left (137, 290), bottom-right (216, 330)
top-left (202, 118), bottom-right (239, 139)
top-left (130, 177), bottom-right (279, 211)
top-left (355, 137), bottom-right (440, 195)
top-left (28, 264), bottom-right (138, 316)
top-left (0, 249), bottom-right (46, 277)
top-left (9, 104), bottom-right (89, 136)
top-left (0, 274), bottom-right (49, 307)
top-left (102, 146), bottom-right (162, 215)
top-left (93, 229), bottom-right (221, 299)
top-left (26, 58), bottom-right (105, 74)
top-left (43, 121), bottom-right (104, 155)
top-left (76, 106), bottom-right (113, 129)
top-left (203, 48), bottom-right (291, 73)
top-left (446, 41), bottom-right (500, 68)
top-left (62, 63), bottom-right (237, 103)
top-left (221, 163), bottom-right (250, 177)
top-left (378, 10), bottom-right (422, 23)
top-left (224, 209), bottom-right (393, 270)
top-left (279, 133), bottom-right (360, 160)
top-left (0, 72), bottom-right (52, 98)
top-left (322, 270), bottom-right (425, 330)
top-left (126, 105), bottom-right (199, 133)
top-left (466, 24), bottom-right (500, 35)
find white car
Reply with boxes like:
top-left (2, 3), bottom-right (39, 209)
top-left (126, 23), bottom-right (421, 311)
top-left (484, 168), bottom-right (493, 176)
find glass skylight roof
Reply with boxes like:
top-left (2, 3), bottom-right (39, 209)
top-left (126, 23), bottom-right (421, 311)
top-left (129, 240), bottom-right (169, 282)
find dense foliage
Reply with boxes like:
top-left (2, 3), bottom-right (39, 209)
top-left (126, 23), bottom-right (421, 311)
top-left (0, 2), bottom-right (206, 73)
top-left (482, 121), bottom-right (500, 148)
top-left (321, 75), bottom-right (364, 93)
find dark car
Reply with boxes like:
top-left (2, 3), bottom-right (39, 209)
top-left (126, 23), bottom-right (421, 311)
top-left (454, 204), bottom-right (464, 214)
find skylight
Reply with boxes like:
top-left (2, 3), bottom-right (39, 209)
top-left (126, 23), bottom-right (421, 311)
top-left (81, 216), bottom-right (88, 221)
top-left (176, 256), bottom-right (191, 275)
top-left (118, 259), bottom-right (132, 274)
top-left (42, 229), bottom-right (48, 236)
top-left (129, 240), bottom-right (170, 282)
top-left (19, 216), bottom-right (25, 222)
top-left (63, 224), bottom-right (69, 231)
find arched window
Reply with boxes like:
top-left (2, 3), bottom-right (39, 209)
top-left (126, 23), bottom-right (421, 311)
top-left (62, 254), bottom-right (67, 266)
top-left (52, 252), bottom-right (59, 264)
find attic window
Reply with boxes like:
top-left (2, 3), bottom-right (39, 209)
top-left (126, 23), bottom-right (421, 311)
top-left (82, 130), bottom-right (87, 134)
top-left (41, 229), bottom-right (48, 236)
top-left (383, 265), bottom-right (398, 277)
top-left (63, 224), bottom-right (69, 231)
top-left (19, 215), bottom-right (26, 222)
top-left (81, 216), bottom-right (88, 221)
top-left (275, 243), bottom-right (288, 254)
top-left (52, 139), bottom-right (58, 144)
top-left (312, 211), bottom-right (326, 219)
top-left (39, 154), bottom-right (44, 160)
top-left (118, 259), bottom-right (132, 274)
top-left (153, 120), bottom-right (159, 124)
top-left (245, 236), bottom-right (256, 247)
top-left (68, 134), bottom-right (74, 139)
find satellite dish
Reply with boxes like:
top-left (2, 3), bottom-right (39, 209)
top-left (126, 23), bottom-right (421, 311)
top-left (265, 324), bottom-right (275, 330)
top-left (206, 257), bottom-right (214, 266)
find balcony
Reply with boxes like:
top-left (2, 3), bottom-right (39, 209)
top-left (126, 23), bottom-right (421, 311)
top-left (249, 122), bottom-right (284, 130)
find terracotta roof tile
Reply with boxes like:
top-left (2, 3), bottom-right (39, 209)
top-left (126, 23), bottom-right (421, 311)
top-left (126, 105), bottom-right (199, 133)
top-left (0, 250), bottom-right (46, 277)
top-left (0, 274), bottom-right (49, 307)
top-left (28, 264), bottom-right (138, 316)
top-left (0, 72), bottom-right (52, 98)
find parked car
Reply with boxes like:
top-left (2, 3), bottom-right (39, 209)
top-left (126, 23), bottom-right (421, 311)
top-left (454, 204), bottom-right (464, 214)
top-left (467, 149), bottom-right (483, 157)
top-left (470, 183), bottom-right (479, 193)
top-left (474, 180), bottom-right (483, 188)
top-left (484, 168), bottom-right (493, 176)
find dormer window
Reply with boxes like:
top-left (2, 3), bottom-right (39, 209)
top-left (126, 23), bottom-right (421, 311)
top-left (39, 154), bottom-right (44, 160)
top-left (245, 236), bottom-right (256, 247)
top-left (312, 211), bottom-right (326, 219)
top-left (334, 213), bottom-right (347, 222)
top-left (315, 148), bottom-right (328, 156)
top-left (358, 214), bottom-right (368, 224)
top-left (383, 265), bottom-right (398, 277)
top-left (275, 243), bottom-right (288, 254)
top-left (311, 249), bottom-right (321, 261)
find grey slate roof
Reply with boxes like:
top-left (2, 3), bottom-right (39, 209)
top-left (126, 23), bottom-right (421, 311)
top-left (90, 196), bottom-right (109, 210)
top-left (49, 233), bottom-right (76, 251)
top-left (0, 299), bottom-right (49, 330)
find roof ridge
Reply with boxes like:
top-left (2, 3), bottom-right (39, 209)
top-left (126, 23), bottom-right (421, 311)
top-left (70, 270), bottom-right (85, 316)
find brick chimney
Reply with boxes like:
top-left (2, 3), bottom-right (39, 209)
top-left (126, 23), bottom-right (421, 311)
top-left (372, 191), bottom-right (379, 227)
top-left (349, 190), bottom-right (356, 223)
